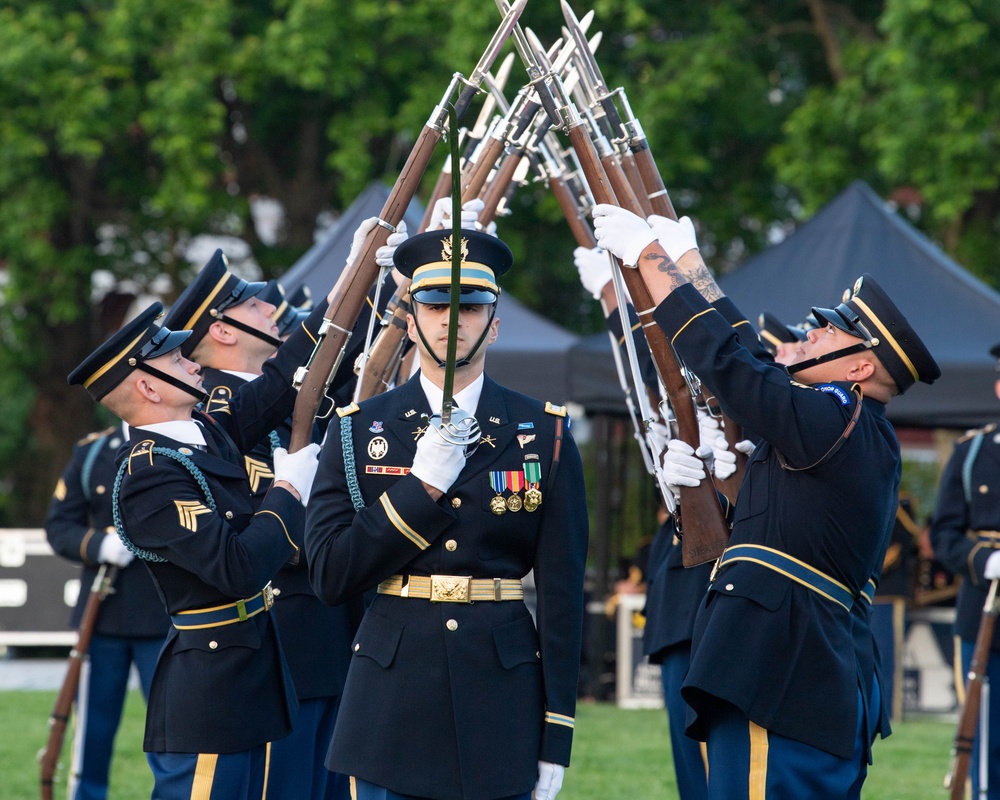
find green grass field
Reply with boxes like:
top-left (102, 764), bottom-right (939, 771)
top-left (3, 690), bottom-right (957, 799)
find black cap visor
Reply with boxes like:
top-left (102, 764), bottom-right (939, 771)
top-left (811, 305), bottom-right (867, 340)
top-left (140, 327), bottom-right (193, 361)
top-left (412, 287), bottom-right (498, 305)
top-left (219, 279), bottom-right (268, 313)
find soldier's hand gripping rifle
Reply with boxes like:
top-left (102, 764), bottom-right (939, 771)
top-left (562, 0), bottom-right (747, 500)
top-left (38, 564), bottom-right (118, 800)
top-left (944, 577), bottom-right (999, 800)
top-left (288, 0), bottom-right (529, 450)
top-left (502, 3), bottom-right (728, 566)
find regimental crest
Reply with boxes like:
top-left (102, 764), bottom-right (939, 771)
top-left (440, 235), bottom-right (469, 263)
top-left (244, 456), bottom-right (275, 492)
top-left (174, 500), bottom-right (212, 532)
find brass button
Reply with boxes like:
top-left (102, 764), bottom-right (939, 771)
top-left (95, 485), bottom-right (106, 495)
top-left (446, 619), bottom-right (459, 631)
top-left (536, 651), bottom-right (541, 658)
top-left (445, 539), bottom-right (458, 552)
top-left (225, 510), bottom-right (234, 519)
top-left (980, 485), bottom-right (989, 494)
top-left (451, 497), bottom-right (462, 509)
top-left (725, 584), bottom-right (734, 592)
top-left (354, 643), bottom-right (360, 652)
top-left (209, 641), bottom-right (218, 650)
top-left (271, 587), bottom-right (281, 597)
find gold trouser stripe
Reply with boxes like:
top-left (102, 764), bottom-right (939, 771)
top-left (953, 636), bottom-right (966, 706)
top-left (191, 753), bottom-right (218, 800)
top-left (748, 721), bottom-right (768, 800)
top-left (261, 741), bottom-right (271, 800)
top-left (349, 776), bottom-right (358, 800)
top-left (700, 741), bottom-right (709, 783)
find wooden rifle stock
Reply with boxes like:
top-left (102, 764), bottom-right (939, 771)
top-left (628, 135), bottom-right (747, 497)
top-left (565, 121), bottom-right (729, 566)
top-left (39, 564), bottom-right (118, 800)
top-left (944, 577), bottom-right (999, 799)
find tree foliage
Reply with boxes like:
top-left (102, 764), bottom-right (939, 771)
top-left (1, 0), bottom-right (999, 522)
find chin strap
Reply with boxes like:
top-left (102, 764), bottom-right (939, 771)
top-left (785, 340), bottom-right (872, 375)
top-left (136, 363), bottom-right (208, 404)
top-left (211, 311), bottom-right (283, 350)
top-left (413, 304), bottom-right (498, 370)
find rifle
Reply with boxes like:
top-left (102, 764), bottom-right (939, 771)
top-left (944, 577), bottom-right (999, 799)
top-left (503, 3), bottom-right (729, 566)
top-left (561, 0), bottom-right (748, 501)
top-left (288, 0), bottom-right (529, 451)
top-left (39, 564), bottom-right (118, 800)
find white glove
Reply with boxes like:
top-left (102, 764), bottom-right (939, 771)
top-left (428, 197), bottom-right (485, 231)
top-left (647, 214), bottom-right (700, 262)
top-left (376, 220), bottom-right (407, 268)
top-left (697, 411), bottom-right (736, 481)
top-left (98, 531), bottom-right (134, 567)
top-left (574, 246), bottom-right (613, 299)
top-left (273, 444), bottom-right (321, 506)
top-left (661, 439), bottom-right (706, 502)
top-left (534, 761), bottom-right (565, 800)
top-left (986, 551), bottom-right (1000, 580)
top-left (713, 447), bottom-right (737, 481)
top-left (734, 439), bottom-right (756, 457)
top-left (346, 217), bottom-right (379, 267)
top-left (410, 423), bottom-right (468, 493)
top-left (591, 204), bottom-right (658, 267)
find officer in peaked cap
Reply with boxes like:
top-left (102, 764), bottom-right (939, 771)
top-left (163, 249), bottom-right (282, 360)
top-left (931, 339), bottom-right (1000, 799)
top-left (305, 224), bottom-right (588, 800)
top-left (592, 205), bottom-right (941, 799)
top-left (67, 287), bottom-right (331, 800)
top-left (802, 273), bottom-right (941, 394)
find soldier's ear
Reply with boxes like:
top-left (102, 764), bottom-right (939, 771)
top-left (405, 312), bottom-right (418, 344)
top-left (205, 318), bottom-right (237, 345)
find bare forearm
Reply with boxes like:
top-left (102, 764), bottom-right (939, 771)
top-left (635, 242), bottom-right (690, 305)
top-left (675, 249), bottom-right (724, 303)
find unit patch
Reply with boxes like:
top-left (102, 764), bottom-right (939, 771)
top-left (815, 384), bottom-right (851, 406)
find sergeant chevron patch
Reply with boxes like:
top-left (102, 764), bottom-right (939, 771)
top-left (244, 456), bottom-right (274, 492)
top-left (174, 500), bottom-right (212, 532)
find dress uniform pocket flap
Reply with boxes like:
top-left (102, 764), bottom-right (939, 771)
top-left (352, 611), bottom-right (403, 668)
top-left (173, 620), bottom-right (262, 653)
top-left (493, 615), bottom-right (540, 670)
top-left (710, 563), bottom-right (789, 612)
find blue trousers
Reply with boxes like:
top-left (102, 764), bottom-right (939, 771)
top-left (147, 747), bottom-right (269, 800)
top-left (268, 695), bottom-right (348, 800)
top-left (704, 680), bottom-right (880, 800)
top-left (660, 648), bottom-right (708, 800)
top-left (959, 639), bottom-right (1000, 799)
top-left (351, 777), bottom-right (530, 800)
top-left (70, 634), bottom-right (161, 800)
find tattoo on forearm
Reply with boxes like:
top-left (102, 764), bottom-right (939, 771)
top-left (689, 264), bottom-right (723, 302)
top-left (643, 252), bottom-right (687, 292)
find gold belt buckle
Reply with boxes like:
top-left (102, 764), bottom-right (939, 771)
top-left (430, 575), bottom-right (472, 603)
top-left (262, 583), bottom-right (275, 611)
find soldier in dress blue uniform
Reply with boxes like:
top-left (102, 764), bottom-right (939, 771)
top-left (930, 341), bottom-right (1000, 799)
top-left (593, 205), bottom-right (940, 799)
top-left (161, 232), bottom-right (403, 800)
top-left (45, 422), bottom-right (170, 800)
top-left (305, 227), bottom-right (589, 800)
top-left (67, 258), bottom-right (328, 799)
top-left (574, 242), bottom-right (755, 800)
